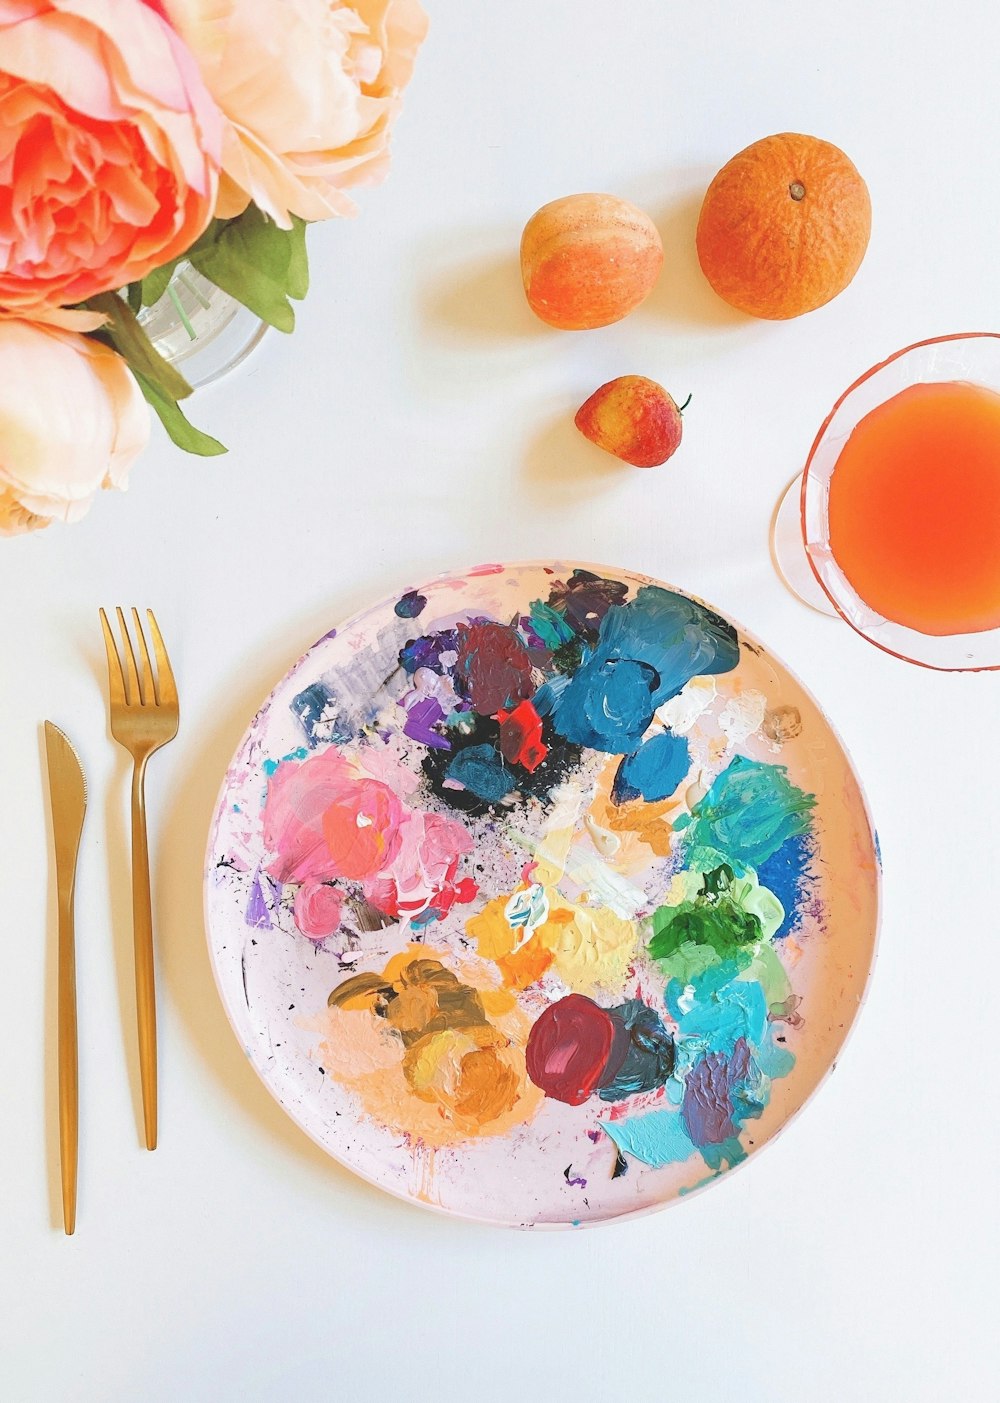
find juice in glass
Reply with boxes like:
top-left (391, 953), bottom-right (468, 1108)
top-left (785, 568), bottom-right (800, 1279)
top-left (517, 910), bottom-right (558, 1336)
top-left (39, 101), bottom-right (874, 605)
top-left (827, 380), bottom-right (1000, 636)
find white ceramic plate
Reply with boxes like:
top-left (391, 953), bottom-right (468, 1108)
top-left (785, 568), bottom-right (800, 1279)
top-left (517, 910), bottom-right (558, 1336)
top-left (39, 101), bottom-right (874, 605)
top-left (205, 562), bottom-right (880, 1227)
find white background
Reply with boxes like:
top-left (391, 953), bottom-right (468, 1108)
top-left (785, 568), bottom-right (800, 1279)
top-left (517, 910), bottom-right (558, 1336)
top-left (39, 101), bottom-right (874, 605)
top-left (4, 1), bottom-right (1000, 1398)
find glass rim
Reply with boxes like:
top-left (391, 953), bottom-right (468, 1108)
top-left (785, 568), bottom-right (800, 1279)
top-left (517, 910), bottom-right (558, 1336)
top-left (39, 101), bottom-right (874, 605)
top-left (800, 331), bottom-right (1000, 672)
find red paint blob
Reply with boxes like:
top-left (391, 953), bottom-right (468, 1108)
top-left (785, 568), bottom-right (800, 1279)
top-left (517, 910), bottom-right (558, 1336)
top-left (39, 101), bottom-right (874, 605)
top-left (525, 994), bottom-right (617, 1105)
top-left (497, 699), bottom-right (548, 773)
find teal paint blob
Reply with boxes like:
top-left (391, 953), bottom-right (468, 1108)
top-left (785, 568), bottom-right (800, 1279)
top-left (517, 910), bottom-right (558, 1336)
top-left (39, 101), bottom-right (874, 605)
top-left (526, 599), bottom-right (577, 650)
top-left (688, 756), bottom-right (815, 868)
top-left (444, 743), bottom-right (515, 802)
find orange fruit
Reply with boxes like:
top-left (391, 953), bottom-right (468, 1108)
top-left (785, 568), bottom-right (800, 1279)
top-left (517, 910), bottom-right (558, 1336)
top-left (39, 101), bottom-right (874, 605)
top-left (696, 133), bottom-right (871, 319)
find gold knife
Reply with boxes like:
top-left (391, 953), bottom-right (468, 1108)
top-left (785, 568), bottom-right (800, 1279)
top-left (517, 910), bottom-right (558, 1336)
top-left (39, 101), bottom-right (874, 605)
top-left (44, 722), bottom-right (87, 1236)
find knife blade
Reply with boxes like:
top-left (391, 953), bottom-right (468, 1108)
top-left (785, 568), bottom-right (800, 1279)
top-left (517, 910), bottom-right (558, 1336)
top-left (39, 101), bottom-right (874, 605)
top-left (44, 721), bottom-right (87, 1236)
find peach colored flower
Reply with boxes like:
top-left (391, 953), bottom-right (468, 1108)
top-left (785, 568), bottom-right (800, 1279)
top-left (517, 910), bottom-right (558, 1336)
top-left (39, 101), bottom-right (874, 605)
top-left (0, 0), bottom-right (221, 318)
top-left (163, 0), bottom-right (428, 228)
top-left (0, 319), bottom-right (148, 535)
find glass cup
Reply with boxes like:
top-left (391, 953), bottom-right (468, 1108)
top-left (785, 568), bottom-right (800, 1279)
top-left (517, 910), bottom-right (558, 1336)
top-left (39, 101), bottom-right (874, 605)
top-left (137, 262), bottom-right (267, 389)
top-left (771, 332), bottom-right (1000, 670)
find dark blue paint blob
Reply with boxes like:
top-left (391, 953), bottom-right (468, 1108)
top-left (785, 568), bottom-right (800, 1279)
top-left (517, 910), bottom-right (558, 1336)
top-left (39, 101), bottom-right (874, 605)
top-left (395, 590), bottom-right (427, 619)
top-left (614, 731), bottom-right (691, 803)
top-left (756, 830), bottom-right (814, 937)
top-left (399, 628), bottom-right (459, 675)
top-left (550, 586), bottom-right (739, 754)
top-left (444, 743), bottom-right (515, 803)
top-left (598, 1000), bottom-right (675, 1102)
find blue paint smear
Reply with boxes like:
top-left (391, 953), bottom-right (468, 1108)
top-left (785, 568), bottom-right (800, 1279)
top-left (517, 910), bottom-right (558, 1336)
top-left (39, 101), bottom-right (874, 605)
top-left (549, 586), bottom-right (739, 754)
top-left (614, 731), bottom-right (691, 803)
top-left (688, 755), bottom-right (815, 868)
top-left (756, 830), bottom-right (813, 937)
top-left (444, 743), bottom-right (515, 802)
top-left (290, 684), bottom-right (354, 746)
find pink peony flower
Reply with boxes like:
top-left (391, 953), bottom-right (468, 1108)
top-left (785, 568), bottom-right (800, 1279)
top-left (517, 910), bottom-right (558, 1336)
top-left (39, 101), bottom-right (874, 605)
top-left (293, 881), bottom-right (344, 940)
top-left (0, 0), bottom-right (221, 318)
top-left (0, 319), bottom-right (148, 535)
top-left (163, 0), bottom-right (428, 228)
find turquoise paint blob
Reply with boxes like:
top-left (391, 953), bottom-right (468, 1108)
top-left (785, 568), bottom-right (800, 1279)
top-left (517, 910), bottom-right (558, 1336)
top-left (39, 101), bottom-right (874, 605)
top-left (688, 755), bottom-right (815, 869)
top-left (601, 1108), bottom-right (695, 1168)
top-left (262, 746), bottom-right (309, 777)
top-left (616, 730), bottom-right (691, 802)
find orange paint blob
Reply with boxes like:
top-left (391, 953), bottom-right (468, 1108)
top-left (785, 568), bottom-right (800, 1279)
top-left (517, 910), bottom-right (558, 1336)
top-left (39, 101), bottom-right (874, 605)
top-left (827, 381), bottom-right (1000, 636)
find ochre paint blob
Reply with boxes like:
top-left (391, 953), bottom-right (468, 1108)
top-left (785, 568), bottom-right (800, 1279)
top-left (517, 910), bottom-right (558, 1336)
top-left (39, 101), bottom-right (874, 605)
top-left (828, 380), bottom-right (1000, 636)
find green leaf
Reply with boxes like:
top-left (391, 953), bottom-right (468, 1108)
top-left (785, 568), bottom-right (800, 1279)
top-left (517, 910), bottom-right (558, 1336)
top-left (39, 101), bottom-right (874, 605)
top-left (140, 259), bottom-right (183, 308)
top-left (126, 282), bottom-right (142, 313)
top-left (86, 292), bottom-right (193, 402)
top-left (187, 207), bottom-right (309, 333)
top-left (134, 372), bottom-right (227, 457)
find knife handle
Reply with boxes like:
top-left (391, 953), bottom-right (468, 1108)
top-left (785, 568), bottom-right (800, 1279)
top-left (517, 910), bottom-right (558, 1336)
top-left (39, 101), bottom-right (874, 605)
top-left (58, 889), bottom-right (78, 1235)
top-left (131, 759), bottom-right (157, 1151)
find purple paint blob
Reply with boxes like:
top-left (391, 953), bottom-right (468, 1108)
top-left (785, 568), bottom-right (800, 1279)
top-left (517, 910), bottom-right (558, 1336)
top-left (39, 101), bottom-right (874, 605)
top-left (403, 696), bottom-right (450, 749)
top-left (245, 871), bottom-right (272, 930)
top-left (682, 1051), bottom-right (736, 1146)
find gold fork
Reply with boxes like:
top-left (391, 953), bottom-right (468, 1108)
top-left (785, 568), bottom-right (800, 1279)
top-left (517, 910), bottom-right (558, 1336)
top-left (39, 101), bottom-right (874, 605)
top-left (99, 608), bottom-right (179, 1151)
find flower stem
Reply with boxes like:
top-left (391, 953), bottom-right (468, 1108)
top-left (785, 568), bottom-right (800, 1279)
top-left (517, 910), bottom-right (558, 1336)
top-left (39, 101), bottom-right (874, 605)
top-left (167, 282), bottom-right (197, 341)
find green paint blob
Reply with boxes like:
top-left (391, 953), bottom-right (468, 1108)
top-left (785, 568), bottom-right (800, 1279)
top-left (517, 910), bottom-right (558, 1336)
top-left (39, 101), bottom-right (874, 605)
top-left (649, 864), bottom-right (762, 967)
top-left (688, 756), bottom-right (815, 869)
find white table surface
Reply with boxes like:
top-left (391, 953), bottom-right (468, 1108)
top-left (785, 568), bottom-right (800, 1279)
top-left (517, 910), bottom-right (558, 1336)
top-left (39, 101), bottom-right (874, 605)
top-left (4, 2), bottom-right (1000, 1398)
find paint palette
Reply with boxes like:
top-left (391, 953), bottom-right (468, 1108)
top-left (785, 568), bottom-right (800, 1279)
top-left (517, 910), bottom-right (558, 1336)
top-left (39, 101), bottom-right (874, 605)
top-left (206, 563), bottom-right (880, 1227)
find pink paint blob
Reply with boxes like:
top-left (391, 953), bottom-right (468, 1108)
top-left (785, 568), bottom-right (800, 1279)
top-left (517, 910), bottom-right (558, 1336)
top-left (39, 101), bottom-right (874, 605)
top-left (293, 882), bottom-right (344, 940)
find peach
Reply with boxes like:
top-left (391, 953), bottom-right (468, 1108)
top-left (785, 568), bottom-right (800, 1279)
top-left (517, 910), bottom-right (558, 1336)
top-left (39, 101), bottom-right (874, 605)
top-left (574, 376), bottom-right (689, 468)
top-left (520, 194), bottom-right (663, 330)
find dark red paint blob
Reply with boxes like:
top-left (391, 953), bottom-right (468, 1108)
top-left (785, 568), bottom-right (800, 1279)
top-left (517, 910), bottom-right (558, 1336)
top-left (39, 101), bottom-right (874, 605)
top-left (526, 994), bottom-right (618, 1105)
top-left (456, 622), bottom-right (535, 716)
top-left (497, 699), bottom-right (548, 773)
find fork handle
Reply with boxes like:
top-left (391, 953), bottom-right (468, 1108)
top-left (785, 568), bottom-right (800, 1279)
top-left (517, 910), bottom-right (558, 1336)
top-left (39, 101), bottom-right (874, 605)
top-left (131, 757), bottom-right (157, 1151)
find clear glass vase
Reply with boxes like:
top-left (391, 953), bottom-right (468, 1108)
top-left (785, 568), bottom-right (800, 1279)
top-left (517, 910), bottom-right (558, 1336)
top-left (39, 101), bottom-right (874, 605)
top-left (137, 262), bottom-right (267, 388)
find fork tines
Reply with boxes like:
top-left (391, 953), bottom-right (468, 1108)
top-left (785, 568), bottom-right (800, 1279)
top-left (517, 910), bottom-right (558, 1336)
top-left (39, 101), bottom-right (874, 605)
top-left (99, 608), bottom-right (178, 710)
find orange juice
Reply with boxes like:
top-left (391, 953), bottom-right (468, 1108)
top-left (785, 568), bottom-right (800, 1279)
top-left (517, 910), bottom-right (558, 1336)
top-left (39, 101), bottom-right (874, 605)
top-left (827, 380), bottom-right (1000, 636)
